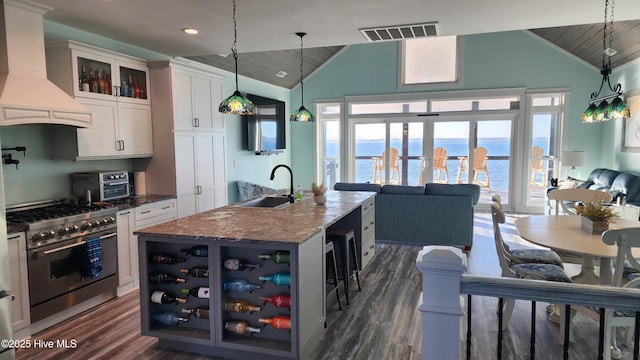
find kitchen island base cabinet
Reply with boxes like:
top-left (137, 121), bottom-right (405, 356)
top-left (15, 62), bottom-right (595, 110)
top-left (138, 233), bottom-right (325, 360)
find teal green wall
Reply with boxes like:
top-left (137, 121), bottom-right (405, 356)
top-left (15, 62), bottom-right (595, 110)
top-left (291, 30), bottom-right (618, 185)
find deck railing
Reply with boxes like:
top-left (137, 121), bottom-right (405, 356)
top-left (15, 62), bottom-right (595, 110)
top-left (416, 246), bottom-right (640, 360)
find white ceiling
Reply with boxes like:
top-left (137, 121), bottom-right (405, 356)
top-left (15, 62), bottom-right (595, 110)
top-left (32, 0), bottom-right (640, 58)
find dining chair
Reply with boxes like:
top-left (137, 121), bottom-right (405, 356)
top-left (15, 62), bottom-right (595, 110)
top-left (433, 147), bottom-right (448, 184)
top-left (472, 146), bottom-right (490, 191)
top-left (492, 195), bottom-right (564, 267)
top-left (490, 196), bottom-right (573, 330)
top-left (604, 227), bottom-right (640, 360)
top-left (547, 188), bottom-right (612, 216)
top-left (530, 146), bottom-right (546, 188)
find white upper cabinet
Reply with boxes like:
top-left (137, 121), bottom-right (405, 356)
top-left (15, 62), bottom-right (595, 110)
top-left (170, 66), bottom-right (224, 131)
top-left (46, 40), bottom-right (153, 159)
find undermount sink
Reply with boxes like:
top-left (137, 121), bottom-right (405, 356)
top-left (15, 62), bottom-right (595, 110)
top-left (236, 196), bottom-right (292, 209)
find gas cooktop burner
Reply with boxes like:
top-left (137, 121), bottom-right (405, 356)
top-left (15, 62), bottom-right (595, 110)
top-left (6, 200), bottom-right (118, 249)
top-left (6, 203), bottom-right (111, 224)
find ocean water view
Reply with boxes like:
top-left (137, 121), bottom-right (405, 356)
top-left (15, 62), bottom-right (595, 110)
top-left (325, 137), bottom-right (552, 190)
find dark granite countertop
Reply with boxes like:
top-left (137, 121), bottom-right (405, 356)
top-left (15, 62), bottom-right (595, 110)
top-left (134, 190), bottom-right (375, 245)
top-left (111, 194), bottom-right (176, 211)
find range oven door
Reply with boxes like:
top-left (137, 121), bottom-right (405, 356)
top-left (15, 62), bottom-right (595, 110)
top-left (27, 230), bottom-right (117, 321)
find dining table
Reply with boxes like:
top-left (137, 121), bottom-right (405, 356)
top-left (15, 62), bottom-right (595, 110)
top-left (515, 214), bottom-right (640, 285)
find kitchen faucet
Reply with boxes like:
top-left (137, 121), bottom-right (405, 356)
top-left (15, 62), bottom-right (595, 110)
top-left (270, 164), bottom-right (295, 203)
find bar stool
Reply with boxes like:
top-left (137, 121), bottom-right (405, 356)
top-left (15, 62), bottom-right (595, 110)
top-left (327, 228), bottom-right (361, 305)
top-left (324, 241), bottom-right (342, 328)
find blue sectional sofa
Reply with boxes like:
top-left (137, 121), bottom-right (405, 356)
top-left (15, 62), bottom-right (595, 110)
top-left (578, 168), bottom-right (640, 206)
top-left (334, 182), bottom-right (480, 249)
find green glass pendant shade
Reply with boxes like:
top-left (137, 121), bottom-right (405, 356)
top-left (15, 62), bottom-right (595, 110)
top-left (290, 105), bottom-right (314, 122)
top-left (608, 97), bottom-right (630, 120)
top-left (219, 90), bottom-right (255, 115)
top-left (581, 104), bottom-right (598, 123)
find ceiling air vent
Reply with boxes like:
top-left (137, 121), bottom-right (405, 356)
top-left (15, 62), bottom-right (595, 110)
top-left (360, 22), bottom-right (438, 42)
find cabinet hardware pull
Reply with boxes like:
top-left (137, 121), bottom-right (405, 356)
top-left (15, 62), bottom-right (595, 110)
top-left (369, 244), bottom-right (375, 249)
top-left (161, 206), bottom-right (171, 210)
top-left (194, 117), bottom-right (200, 127)
top-left (121, 140), bottom-right (125, 151)
top-left (364, 252), bottom-right (369, 256)
top-left (120, 211), bottom-right (131, 215)
top-left (364, 226), bottom-right (369, 231)
top-left (141, 210), bottom-right (151, 214)
top-left (114, 85), bottom-right (119, 97)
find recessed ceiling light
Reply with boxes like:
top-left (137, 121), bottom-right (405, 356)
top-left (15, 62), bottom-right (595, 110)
top-left (276, 71), bottom-right (287, 78)
top-left (181, 28), bottom-right (199, 35)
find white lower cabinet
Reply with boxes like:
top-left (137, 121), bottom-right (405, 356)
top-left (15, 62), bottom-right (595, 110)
top-left (117, 199), bottom-right (177, 296)
top-left (8, 232), bottom-right (30, 339)
top-left (116, 209), bottom-right (136, 296)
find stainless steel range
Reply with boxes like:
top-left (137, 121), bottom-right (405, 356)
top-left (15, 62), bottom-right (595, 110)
top-left (6, 200), bottom-right (118, 323)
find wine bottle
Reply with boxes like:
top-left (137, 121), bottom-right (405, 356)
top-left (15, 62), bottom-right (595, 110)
top-left (258, 315), bottom-right (291, 330)
top-left (223, 258), bottom-right (259, 271)
top-left (223, 299), bottom-right (261, 314)
top-left (180, 266), bottom-right (209, 278)
top-left (121, 79), bottom-right (129, 97)
top-left (259, 272), bottom-right (291, 286)
top-left (225, 321), bottom-right (261, 335)
top-left (102, 70), bottom-right (110, 94)
top-left (128, 75), bottom-right (134, 97)
top-left (181, 307), bottom-right (210, 319)
top-left (258, 251), bottom-right (290, 264)
top-left (80, 65), bottom-right (89, 92)
top-left (133, 78), bottom-right (140, 98)
top-left (148, 253), bottom-right (186, 264)
top-left (223, 279), bottom-right (261, 292)
top-left (152, 311), bottom-right (188, 326)
top-left (89, 69), bottom-right (98, 92)
top-left (150, 290), bottom-right (187, 304)
top-left (259, 294), bottom-right (291, 308)
top-left (97, 71), bottom-right (104, 94)
top-left (181, 286), bottom-right (210, 299)
top-left (149, 272), bottom-right (186, 284)
top-left (181, 245), bottom-right (208, 257)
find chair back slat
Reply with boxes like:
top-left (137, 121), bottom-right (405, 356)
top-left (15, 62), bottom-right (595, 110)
top-left (547, 188), bottom-right (612, 215)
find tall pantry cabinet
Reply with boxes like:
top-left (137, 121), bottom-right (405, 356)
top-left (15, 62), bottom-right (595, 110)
top-left (146, 59), bottom-right (228, 218)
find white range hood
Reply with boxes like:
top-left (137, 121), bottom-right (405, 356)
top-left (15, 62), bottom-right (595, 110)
top-left (0, 0), bottom-right (91, 127)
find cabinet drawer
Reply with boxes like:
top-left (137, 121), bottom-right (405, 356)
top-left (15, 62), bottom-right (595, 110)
top-left (361, 197), bottom-right (375, 217)
top-left (361, 234), bottom-right (376, 269)
top-left (135, 199), bottom-right (177, 228)
top-left (362, 208), bottom-right (375, 238)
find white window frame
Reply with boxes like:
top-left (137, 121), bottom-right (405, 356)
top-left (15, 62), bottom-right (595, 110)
top-left (397, 36), bottom-right (464, 91)
top-left (315, 100), bottom-right (344, 187)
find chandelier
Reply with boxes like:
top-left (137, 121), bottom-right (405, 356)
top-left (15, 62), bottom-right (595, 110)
top-left (581, 0), bottom-right (630, 123)
top-left (218, 0), bottom-right (255, 115)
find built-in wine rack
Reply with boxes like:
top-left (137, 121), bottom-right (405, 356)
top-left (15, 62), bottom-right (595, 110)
top-left (218, 245), bottom-right (292, 353)
top-left (143, 240), bottom-right (211, 343)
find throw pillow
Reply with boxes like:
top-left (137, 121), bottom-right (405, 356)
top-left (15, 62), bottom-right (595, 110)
top-left (558, 177), bottom-right (585, 189)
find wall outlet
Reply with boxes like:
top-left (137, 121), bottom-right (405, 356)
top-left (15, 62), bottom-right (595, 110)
top-left (233, 160), bottom-right (241, 168)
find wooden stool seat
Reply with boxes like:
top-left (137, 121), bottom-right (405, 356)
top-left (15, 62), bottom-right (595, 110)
top-left (327, 228), bottom-right (361, 305)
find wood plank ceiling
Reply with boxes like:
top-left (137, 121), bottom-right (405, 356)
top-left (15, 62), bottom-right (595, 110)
top-left (187, 20), bottom-right (640, 89)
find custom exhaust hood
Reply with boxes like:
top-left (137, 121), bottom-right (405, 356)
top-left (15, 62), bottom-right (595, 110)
top-left (0, 0), bottom-right (91, 127)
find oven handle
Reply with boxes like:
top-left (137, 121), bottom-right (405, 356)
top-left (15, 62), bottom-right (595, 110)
top-left (40, 232), bottom-right (117, 256)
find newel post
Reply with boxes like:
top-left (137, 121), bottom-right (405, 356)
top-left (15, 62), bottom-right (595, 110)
top-left (415, 246), bottom-right (467, 360)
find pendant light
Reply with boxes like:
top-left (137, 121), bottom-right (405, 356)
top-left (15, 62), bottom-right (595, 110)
top-left (290, 32), bottom-right (314, 122)
top-left (581, 0), bottom-right (630, 123)
top-left (218, 0), bottom-right (255, 115)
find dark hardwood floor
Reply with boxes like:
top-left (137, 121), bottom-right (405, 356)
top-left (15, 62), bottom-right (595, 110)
top-left (15, 211), bottom-right (629, 360)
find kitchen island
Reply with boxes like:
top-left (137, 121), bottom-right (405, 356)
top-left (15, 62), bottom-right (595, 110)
top-left (134, 190), bottom-right (375, 360)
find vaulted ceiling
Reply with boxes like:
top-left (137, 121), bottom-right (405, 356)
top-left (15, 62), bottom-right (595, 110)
top-left (33, 0), bottom-right (640, 89)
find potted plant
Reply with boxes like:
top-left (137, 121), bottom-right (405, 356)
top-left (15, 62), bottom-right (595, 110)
top-left (574, 201), bottom-right (618, 234)
top-left (310, 182), bottom-right (326, 205)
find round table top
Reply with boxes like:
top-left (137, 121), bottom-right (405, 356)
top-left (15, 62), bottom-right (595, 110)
top-left (515, 215), bottom-right (640, 259)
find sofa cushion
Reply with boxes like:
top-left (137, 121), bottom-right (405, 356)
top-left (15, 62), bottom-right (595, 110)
top-left (380, 185), bottom-right (425, 195)
top-left (425, 183), bottom-right (481, 205)
top-left (611, 172), bottom-right (640, 203)
top-left (333, 182), bottom-right (381, 193)
top-left (581, 168), bottom-right (620, 190)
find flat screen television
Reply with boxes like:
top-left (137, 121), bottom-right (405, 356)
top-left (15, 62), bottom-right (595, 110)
top-left (242, 94), bottom-right (286, 155)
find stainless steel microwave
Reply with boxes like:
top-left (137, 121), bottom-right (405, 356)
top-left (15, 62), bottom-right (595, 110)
top-left (71, 170), bottom-right (130, 202)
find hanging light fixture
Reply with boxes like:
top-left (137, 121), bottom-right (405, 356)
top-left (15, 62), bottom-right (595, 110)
top-left (290, 32), bottom-right (314, 122)
top-left (218, 0), bottom-right (255, 115)
top-left (581, 0), bottom-right (630, 123)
